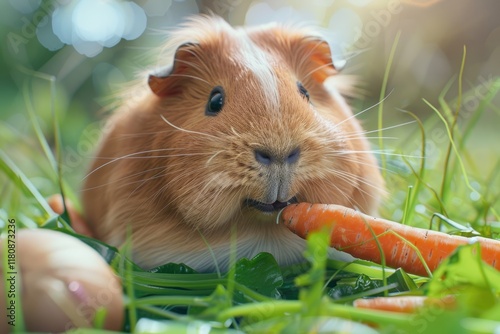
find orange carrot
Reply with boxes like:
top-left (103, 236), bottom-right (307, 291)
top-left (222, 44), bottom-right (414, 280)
top-left (353, 296), bottom-right (426, 313)
top-left (353, 295), bottom-right (456, 313)
top-left (281, 203), bottom-right (500, 276)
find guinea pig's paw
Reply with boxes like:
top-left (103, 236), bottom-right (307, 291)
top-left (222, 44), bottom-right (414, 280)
top-left (0, 229), bottom-right (123, 332)
top-left (47, 194), bottom-right (94, 237)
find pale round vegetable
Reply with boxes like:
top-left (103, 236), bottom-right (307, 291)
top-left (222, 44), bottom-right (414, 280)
top-left (0, 228), bottom-right (124, 333)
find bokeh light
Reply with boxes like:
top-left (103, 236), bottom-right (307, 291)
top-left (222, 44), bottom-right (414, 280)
top-left (8, 0), bottom-right (41, 14)
top-left (245, 2), bottom-right (316, 26)
top-left (327, 8), bottom-right (363, 51)
top-left (36, 14), bottom-right (64, 51)
top-left (72, 0), bottom-right (123, 46)
top-left (143, 0), bottom-right (173, 17)
top-left (2, 0), bottom-right (499, 124)
top-left (347, 0), bottom-right (375, 6)
top-left (51, 0), bottom-right (147, 57)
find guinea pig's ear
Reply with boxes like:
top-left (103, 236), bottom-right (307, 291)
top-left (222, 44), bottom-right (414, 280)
top-left (296, 37), bottom-right (337, 84)
top-left (148, 42), bottom-right (199, 97)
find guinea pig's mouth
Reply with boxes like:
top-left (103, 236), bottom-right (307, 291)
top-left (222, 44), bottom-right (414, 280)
top-left (244, 197), bottom-right (297, 213)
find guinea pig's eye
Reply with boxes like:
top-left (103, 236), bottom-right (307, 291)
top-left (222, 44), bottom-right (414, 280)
top-left (297, 82), bottom-right (310, 102)
top-left (205, 86), bottom-right (225, 116)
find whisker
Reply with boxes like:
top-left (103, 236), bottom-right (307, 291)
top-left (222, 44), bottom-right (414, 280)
top-left (339, 135), bottom-right (398, 141)
top-left (340, 120), bottom-right (416, 138)
top-left (206, 150), bottom-right (225, 165)
top-left (83, 151), bottom-right (214, 181)
top-left (333, 90), bottom-right (394, 129)
top-left (115, 130), bottom-right (184, 138)
top-left (83, 148), bottom-right (184, 180)
top-left (126, 171), bottom-right (168, 200)
top-left (326, 168), bottom-right (382, 192)
top-left (160, 115), bottom-right (219, 140)
top-left (324, 154), bottom-right (393, 173)
top-left (327, 150), bottom-right (423, 159)
top-left (81, 166), bottom-right (167, 191)
top-left (304, 61), bottom-right (335, 81)
top-left (162, 73), bottom-right (210, 84)
top-left (95, 153), bottom-right (214, 160)
top-left (323, 170), bottom-right (384, 206)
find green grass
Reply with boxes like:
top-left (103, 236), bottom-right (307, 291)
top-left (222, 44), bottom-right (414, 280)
top-left (1, 55), bottom-right (500, 333)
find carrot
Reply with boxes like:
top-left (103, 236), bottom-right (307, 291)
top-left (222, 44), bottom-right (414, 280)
top-left (353, 296), bottom-right (426, 313)
top-left (281, 203), bottom-right (500, 276)
top-left (353, 295), bottom-right (456, 313)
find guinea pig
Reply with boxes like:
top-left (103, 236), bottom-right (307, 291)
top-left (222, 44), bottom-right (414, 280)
top-left (82, 15), bottom-right (384, 272)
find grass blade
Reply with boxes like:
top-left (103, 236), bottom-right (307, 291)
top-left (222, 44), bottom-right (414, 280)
top-left (398, 109), bottom-right (426, 225)
top-left (378, 30), bottom-right (401, 178)
top-left (439, 46), bottom-right (466, 204)
top-left (21, 72), bottom-right (58, 170)
top-left (423, 98), bottom-right (499, 221)
top-left (460, 77), bottom-right (500, 149)
top-left (0, 150), bottom-right (53, 216)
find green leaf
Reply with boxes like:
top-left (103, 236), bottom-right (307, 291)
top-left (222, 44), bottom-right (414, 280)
top-left (387, 268), bottom-right (418, 292)
top-left (328, 274), bottom-right (383, 299)
top-left (427, 243), bottom-right (500, 296)
top-left (295, 230), bottom-right (329, 316)
top-left (278, 262), bottom-right (311, 299)
top-left (189, 285), bottom-right (232, 320)
top-left (409, 308), bottom-right (467, 334)
top-left (328, 269), bottom-right (416, 300)
top-left (426, 243), bottom-right (500, 321)
top-left (228, 252), bottom-right (283, 301)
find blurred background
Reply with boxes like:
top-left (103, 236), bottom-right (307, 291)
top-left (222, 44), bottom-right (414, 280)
top-left (0, 0), bottom-right (499, 218)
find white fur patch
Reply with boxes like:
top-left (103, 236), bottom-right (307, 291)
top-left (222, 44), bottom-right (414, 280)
top-left (237, 32), bottom-right (280, 112)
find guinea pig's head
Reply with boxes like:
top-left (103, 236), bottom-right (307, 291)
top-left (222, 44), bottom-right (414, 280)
top-left (146, 16), bottom-right (383, 230)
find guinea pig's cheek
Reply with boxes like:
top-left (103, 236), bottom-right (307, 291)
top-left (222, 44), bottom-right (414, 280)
top-left (209, 171), bottom-right (236, 186)
top-left (178, 170), bottom-right (246, 227)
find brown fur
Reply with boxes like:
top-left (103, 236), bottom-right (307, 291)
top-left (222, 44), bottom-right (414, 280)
top-left (82, 15), bottom-right (384, 271)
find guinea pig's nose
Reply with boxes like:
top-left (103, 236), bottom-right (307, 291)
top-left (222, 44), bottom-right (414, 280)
top-left (254, 148), bottom-right (300, 165)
